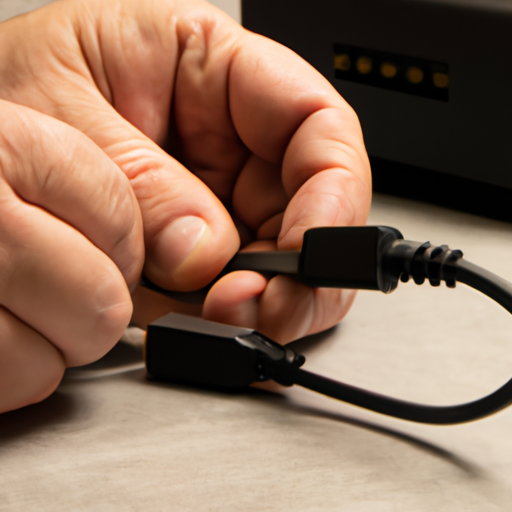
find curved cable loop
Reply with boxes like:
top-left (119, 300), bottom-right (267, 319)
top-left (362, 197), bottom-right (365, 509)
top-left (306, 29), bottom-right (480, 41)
top-left (288, 248), bottom-right (512, 424)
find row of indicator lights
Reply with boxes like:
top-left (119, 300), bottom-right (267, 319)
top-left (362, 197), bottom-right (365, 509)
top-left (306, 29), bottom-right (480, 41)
top-left (334, 54), bottom-right (449, 88)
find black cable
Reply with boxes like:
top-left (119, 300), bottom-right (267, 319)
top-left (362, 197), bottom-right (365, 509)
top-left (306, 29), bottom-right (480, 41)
top-left (143, 226), bottom-right (512, 425)
top-left (292, 369), bottom-right (512, 425)
top-left (456, 259), bottom-right (512, 316)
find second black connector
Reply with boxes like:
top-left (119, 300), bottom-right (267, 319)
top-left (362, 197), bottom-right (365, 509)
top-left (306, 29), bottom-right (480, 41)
top-left (145, 313), bottom-right (305, 388)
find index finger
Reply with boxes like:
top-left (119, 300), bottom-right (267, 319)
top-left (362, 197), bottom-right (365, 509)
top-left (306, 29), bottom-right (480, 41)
top-left (228, 33), bottom-right (372, 247)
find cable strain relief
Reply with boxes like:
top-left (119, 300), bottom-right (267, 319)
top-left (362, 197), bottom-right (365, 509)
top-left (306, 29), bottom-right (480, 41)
top-left (266, 350), bottom-right (306, 387)
top-left (385, 240), bottom-right (463, 288)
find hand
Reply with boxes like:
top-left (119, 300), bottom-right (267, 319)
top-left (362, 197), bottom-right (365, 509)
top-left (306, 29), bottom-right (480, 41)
top-left (0, 100), bottom-right (143, 413)
top-left (0, 0), bottom-right (371, 344)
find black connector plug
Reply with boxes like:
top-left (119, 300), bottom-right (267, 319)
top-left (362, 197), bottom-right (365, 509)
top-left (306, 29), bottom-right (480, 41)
top-left (298, 226), bottom-right (403, 292)
top-left (227, 226), bottom-right (405, 292)
top-left (145, 313), bottom-right (305, 388)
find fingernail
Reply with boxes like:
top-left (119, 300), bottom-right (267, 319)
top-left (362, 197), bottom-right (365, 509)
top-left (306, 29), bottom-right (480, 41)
top-left (161, 216), bottom-right (207, 269)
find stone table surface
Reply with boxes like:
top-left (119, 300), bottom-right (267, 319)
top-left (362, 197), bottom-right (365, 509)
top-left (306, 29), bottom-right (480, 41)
top-left (3, 192), bottom-right (512, 511)
top-left (2, 0), bottom-right (512, 510)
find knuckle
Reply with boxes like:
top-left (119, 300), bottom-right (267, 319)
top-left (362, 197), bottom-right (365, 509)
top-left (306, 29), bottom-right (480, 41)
top-left (63, 265), bottom-right (134, 367)
top-left (106, 178), bottom-right (144, 283)
top-left (74, 297), bottom-right (133, 367)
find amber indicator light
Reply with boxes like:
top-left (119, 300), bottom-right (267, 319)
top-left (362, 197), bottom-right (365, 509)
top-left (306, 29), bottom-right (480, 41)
top-left (333, 43), bottom-right (449, 101)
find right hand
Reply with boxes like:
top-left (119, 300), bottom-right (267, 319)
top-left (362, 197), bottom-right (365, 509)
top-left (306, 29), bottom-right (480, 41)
top-left (0, 0), bottom-right (371, 345)
top-left (0, 99), bottom-right (143, 414)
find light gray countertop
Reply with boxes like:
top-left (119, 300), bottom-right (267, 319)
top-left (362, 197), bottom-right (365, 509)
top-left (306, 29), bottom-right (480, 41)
top-left (2, 0), bottom-right (512, 510)
top-left (3, 193), bottom-right (512, 511)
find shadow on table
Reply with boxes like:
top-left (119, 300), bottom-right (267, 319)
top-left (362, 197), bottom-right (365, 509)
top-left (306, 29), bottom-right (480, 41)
top-left (264, 392), bottom-right (482, 476)
top-left (0, 332), bottom-right (482, 477)
top-left (0, 389), bottom-right (79, 442)
top-left (146, 375), bottom-right (483, 478)
top-left (0, 338), bottom-right (143, 442)
top-left (287, 328), bottom-right (482, 475)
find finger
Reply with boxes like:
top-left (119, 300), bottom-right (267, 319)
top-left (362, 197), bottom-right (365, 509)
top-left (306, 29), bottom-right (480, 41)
top-left (204, 271), bottom-right (357, 343)
top-left (0, 100), bottom-right (144, 289)
top-left (0, 178), bottom-right (132, 367)
top-left (202, 271), bottom-right (268, 329)
top-left (0, 306), bottom-right (65, 414)
top-left (279, 108), bottom-right (371, 249)
top-left (72, 2), bottom-right (369, 337)
top-left (171, 20), bottom-right (371, 244)
top-left (227, 34), bottom-right (371, 244)
top-left (228, 33), bottom-right (356, 161)
top-left (0, 102), bottom-right (137, 366)
top-left (232, 155), bottom-right (288, 240)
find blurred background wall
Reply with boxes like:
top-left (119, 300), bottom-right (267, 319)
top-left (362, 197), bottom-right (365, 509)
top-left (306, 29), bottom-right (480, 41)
top-left (0, 0), bottom-right (240, 23)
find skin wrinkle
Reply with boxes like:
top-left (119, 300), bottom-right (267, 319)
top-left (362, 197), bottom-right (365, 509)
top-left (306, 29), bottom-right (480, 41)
top-left (279, 173), bottom-right (355, 231)
top-left (297, 137), bottom-right (365, 173)
top-left (1, 126), bottom-right (59, 213)
top-left (107, 142), bottom-right (170, 180)
top-left (44, 16), bottom-right (94, 84)
top-left (74, 10), bottom-right (114, 105)
top-left (174, 20), bottom-right (247, 204)
top-left (30, 125), bottom-right (83, 197)
top-left (281, 107), bottom-right (368, 197)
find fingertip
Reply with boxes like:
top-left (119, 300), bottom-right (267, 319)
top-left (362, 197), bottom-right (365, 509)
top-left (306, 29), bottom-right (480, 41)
top-left (257, 275), bottom-right (315, 343)
top-left (277, 167), bottom-right (368, 250)
top-left (202, 271), bottom-right (268, 328)
top-left (0, 309), bottom-right (66, 414)
top-left (64, 273), bottom-right (134, 368)
top-left (146, 215), bottom-right (240, 292)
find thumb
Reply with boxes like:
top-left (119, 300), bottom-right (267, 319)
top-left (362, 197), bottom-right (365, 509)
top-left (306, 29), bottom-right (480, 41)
top-left (93, 115), bottom-right (240, 291)
top-left (41, 78), bottom-right (240, 291)
top-left (114, 135), bottom-right (240, 291)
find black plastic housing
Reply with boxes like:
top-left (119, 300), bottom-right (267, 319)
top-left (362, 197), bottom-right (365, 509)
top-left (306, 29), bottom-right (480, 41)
top-left (145, 313), bottom-right (303, 387)
top-left (298, 226), bottom-right (403, 292)
top-left (242, 0), bottom-right (512, 222)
